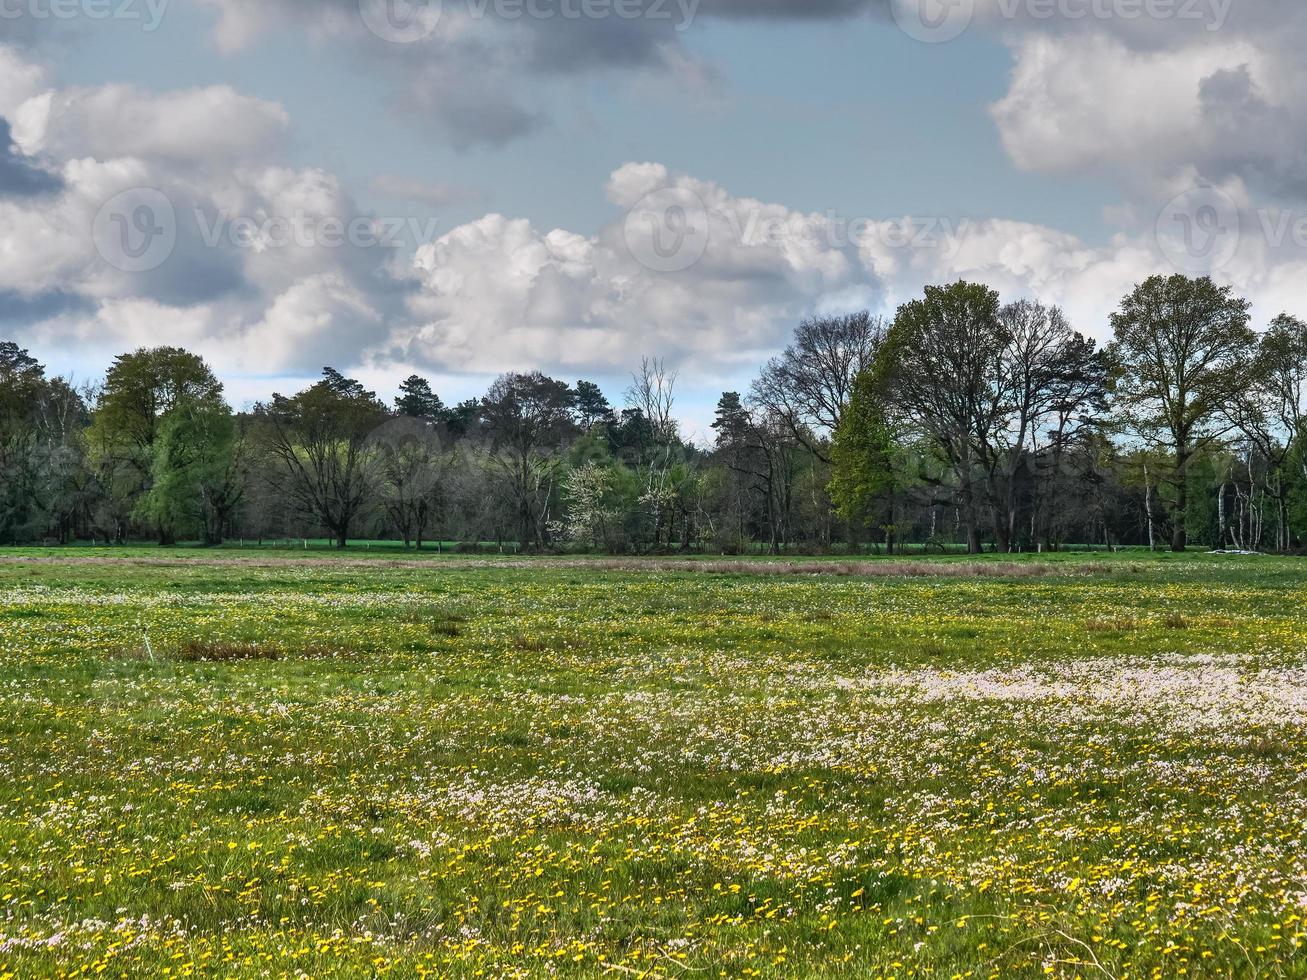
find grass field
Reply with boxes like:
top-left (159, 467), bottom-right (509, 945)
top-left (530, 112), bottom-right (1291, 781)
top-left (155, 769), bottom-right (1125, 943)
top-left (0, 551), bottom-right (1304, 978)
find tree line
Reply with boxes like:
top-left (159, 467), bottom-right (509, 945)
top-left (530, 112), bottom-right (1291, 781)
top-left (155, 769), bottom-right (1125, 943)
top-left (2, 274), bottom-right (1305, 554)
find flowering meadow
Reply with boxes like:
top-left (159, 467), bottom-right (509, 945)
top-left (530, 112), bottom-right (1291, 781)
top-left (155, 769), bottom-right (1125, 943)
top-left (0, 551), bottom-right (1304, 978)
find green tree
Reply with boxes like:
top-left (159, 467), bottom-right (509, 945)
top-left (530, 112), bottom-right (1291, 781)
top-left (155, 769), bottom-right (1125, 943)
top-left (480, 372), bottom-right (577, 550)
top-left (0, 343), bottom-right (50, 541)
top-left (574, 380), bottom-right (615, 430)
top-left (139, 395), bottom-right (244, 545)
top-left (258, 369), bottom-right (390, 548)
top-left (880, 281), bottom-right (1007, 553)
top-left (444, 398), bottom-right (482, 439)
top-left (395, 375), bottom-right (447, 421)
top-left (829, 370), bottom-right (900, 550)
top-left (1109, 275), bottom-right (1255, 551)
top-left (86, 347), bottom-right (224, 543)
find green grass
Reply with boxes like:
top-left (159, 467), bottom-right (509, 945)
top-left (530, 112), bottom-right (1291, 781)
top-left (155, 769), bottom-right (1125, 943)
top-left (0, 550), bottom-right (1303, 977)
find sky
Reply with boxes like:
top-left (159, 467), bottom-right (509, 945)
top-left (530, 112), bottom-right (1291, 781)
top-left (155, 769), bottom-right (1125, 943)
top-left (2, 0), bottom-right (1306, 440)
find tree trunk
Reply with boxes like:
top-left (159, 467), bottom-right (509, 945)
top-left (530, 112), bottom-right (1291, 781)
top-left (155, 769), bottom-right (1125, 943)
top-left (1218, 483), bottom-right (1227, 550)
top-left (993, 505), bottom-right (1012, 554)
top-left (1143, 461), bottom-right (1156, 552)
top-left (1171, 449), bottom-right (1189, 552)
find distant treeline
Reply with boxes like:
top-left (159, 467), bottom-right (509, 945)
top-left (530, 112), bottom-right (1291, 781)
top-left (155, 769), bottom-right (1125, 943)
top-left (2, 274), bottom-right (1305, 554)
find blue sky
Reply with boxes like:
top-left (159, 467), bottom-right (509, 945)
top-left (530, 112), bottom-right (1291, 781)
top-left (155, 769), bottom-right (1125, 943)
top-left (50, 4), bottom-right (1111, 239)
top-left (1, 1), bottom-right (1304, 436)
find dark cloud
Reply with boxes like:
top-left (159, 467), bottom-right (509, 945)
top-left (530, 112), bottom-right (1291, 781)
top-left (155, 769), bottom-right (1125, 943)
top-left (0, 118), bottom-right (62, 198)
top-left (1198, 65), bottom-right (1307, 200)
top-left (404, 61), bottom-right (545, 149)
top-left (0, 289), bottom-right (90, 325)
top-left (196, 0), bottom-right (889, 148)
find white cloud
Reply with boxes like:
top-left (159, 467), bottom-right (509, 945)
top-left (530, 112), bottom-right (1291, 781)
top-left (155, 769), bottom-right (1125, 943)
top-left (8, 29), bottom-right (1307, 411)
top-left (17, 83), bottom-right (288, 164)
top-left (0, 43), bottom-right (46, 116)
top-left (989, 32), bottom-right (1302, 194)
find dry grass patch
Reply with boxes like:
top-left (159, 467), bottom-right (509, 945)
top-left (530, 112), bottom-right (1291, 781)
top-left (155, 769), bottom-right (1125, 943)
top-left (585, 559), bottom-right (1107, 579)
top-left (1084, 616), bottom-right (1140, 632)
top-left (510, 634), bottom-right (552, 653)
top-left (398, 607), bottom-right (466, 637)
top-left (174, 640), bottom-right (285, 662)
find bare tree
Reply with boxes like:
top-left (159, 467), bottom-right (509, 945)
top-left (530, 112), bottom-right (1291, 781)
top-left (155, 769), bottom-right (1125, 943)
top-left (372, 416), bottom-right (448, 549)
top-left (987, 301), bottom-right (1107, 551)
top-left (256, 370), bottom-right (389, 548)
top-left (881, 282), bottom-right (1008, 553)
top-left (1227, 314), bottom-right (1307, 551)
top-left (752, 312), bottom-right (886, 462)
top-left (480, 372), bottom-right (576, 550)
top-left (625, 358), bottom-right (680, 548)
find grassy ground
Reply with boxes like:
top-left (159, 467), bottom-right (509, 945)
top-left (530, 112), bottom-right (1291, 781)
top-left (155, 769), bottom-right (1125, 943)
top-left (0, 551), bottom-right (1303, 978)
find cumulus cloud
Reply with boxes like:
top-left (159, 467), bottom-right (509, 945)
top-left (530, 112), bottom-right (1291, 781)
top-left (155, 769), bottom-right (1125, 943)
top-left (13, 83), bottom-right (289, 165)
top-left (393, 153), bottom-right (1307, 387)
top-left (8, 20), bottom-right (1307, 405)
top-left (989, 32), bottom-right (1307, 198)
top-left (397, 162), bottom-right (897, 375)
top-left (395, 161), bottom-right (1185, 380)
top-left (0, 45), bottom-right (406, 376)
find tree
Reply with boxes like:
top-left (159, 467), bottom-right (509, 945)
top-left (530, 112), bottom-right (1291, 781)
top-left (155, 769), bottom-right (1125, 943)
top-left (86, 347), bottom-right (224, 544)
top-left (139, 395), bottom-right (244, 545)
top-left (559, 460), bottom-right (620, 551)
top-left (710, 392), bottom-right (753, 546)
top-left (752, 312), bottom-right (886, 462)
top-left (444, 398), bottom-right (482, 439)
top-left (743, 408), bottom-right (803, 555)
top-left (625, 358), bottom-right (681, 549)
top-left (1109, 275), bottom-right (1256, 551)
top-left (829, 369), bottom-right (901, 550)
top-left (258, 369), bottom-right (390, 548)
top-left (479, 372), bottom-right (577, 550)
top-left (880, 281), bottom-right (1007, 553)
top-left (1227, 315), bottom-right (1307, 550)
top-left (0, 343), bottom-right (51, 541)
top-left (32, 377), bottom-right (92, 545)
top-left (712, 393), bottom-right (804, 554)
top-left (574, 380), bottom-right (615, 430)
top-left (372, 416), bottom-right (447, 548)
top-left (987, 300), bottom-right (1107, 552)
top-left (395, 375), bottom-right (447, 421)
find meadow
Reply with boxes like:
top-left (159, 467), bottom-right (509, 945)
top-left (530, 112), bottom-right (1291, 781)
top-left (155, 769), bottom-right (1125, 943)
top-left (0, 550), bottom-right (1303, 978)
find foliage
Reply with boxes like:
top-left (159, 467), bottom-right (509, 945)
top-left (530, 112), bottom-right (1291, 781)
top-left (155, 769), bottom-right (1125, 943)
top-left (1109, 275), bottom-right (1257, 550)
top-left (138, 395), bottom-right (244, 545)
top-left (4, 275), bottom-right (1307, 552)
top-left (829, 370), bottom-right (898, 534)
